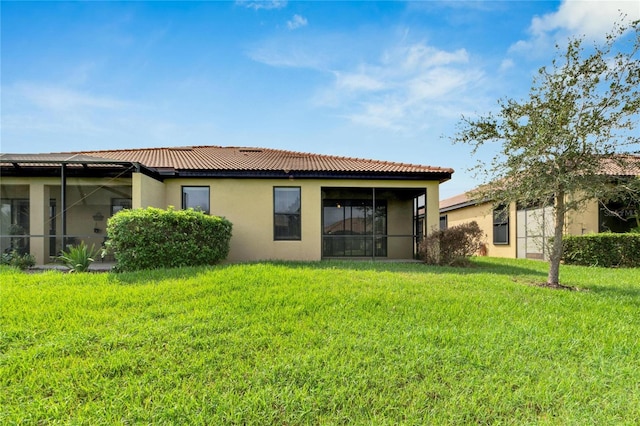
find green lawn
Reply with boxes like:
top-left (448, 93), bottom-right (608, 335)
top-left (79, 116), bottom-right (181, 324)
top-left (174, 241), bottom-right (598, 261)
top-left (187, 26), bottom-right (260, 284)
top-left (1, 258), bottom-right (639, 425)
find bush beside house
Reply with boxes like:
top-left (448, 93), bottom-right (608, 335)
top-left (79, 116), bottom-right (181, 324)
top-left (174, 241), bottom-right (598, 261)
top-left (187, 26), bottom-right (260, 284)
top-left (562, 234), bottom-right (640, 267)
top-left (418, 221), bottom-right (485, 266)
top-left (106, 207), bottom-right (232, 271)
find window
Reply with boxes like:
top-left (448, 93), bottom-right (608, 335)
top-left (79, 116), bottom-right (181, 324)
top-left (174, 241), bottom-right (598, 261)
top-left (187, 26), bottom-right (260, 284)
top-left (274, 187), bottom-right (301, 240)
top-left (111, 198), bottom-right (132, 216)
top-left (493, 205), bottom-right (509, 244)
top-left (439, 215), bottom-right (448, 230)
top-left (0, 198), bottom-right (30, 255)
top-left (182, 186), bottom-right (210, 214)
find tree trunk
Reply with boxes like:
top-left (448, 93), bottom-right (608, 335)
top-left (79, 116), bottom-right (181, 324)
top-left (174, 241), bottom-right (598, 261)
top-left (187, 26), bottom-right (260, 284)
top-left (547, 191), bottom-right (565, 286)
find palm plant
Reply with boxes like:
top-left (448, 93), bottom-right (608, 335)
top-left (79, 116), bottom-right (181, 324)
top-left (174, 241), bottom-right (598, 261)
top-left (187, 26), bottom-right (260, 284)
top-left (58, 242), bottom-right (98, 272)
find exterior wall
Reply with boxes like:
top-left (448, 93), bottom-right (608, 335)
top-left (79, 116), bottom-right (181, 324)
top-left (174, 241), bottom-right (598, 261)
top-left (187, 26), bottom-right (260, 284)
top-left (441, 197), bottom-right (602, 260)
top-left (163, 178), bottom-right (434, 262)
top-left (565, 199), bottom-right (599, 235)
top-left (424, 184), bottom-right (440, 236)
top-left (133, 172), bottom-right (166, 208)
top-left (28, 182), bottom-right (49, 263)
top-left (442, 201), bottom-right (517, 258)
top-left (2, 176), bottom-right (439, 264)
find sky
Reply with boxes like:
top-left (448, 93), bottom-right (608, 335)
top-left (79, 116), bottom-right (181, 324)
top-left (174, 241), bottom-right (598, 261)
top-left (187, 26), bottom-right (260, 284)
top-left (1, 0), bottom-right (639, 198)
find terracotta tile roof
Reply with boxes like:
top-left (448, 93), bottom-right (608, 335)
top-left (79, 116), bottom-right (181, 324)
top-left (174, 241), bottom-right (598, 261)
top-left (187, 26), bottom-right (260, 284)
top-left (74, 145), bottom-right (454, 175)
top-left (439, 192), bottom-right (475, 211)
top-left (599, 155), bottom-right (640, 176)
top-left (440, 155), bottom-right (640, 212)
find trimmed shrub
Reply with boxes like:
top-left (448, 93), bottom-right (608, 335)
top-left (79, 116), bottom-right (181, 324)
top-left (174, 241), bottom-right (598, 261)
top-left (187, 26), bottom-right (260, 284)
top-left (562, 233), bottom-right (640, 267)
top-left (418, 221), bottom-right (485, 266)
top-left (106, 207), bottom-right (232, 271)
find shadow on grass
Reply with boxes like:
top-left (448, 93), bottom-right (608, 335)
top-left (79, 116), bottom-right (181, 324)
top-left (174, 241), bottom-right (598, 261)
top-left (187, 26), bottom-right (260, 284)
top-left (268, 257), bottom-right (549, 279)
top-left (579, 283), bottom-right (640, 298)
top-left (104, 257), bottom-right (558, 285)
top-left (106, 264), bottom-right (235, 285)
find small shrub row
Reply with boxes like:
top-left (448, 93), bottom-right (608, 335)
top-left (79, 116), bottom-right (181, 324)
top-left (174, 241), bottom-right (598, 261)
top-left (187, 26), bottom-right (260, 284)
top-left (562, 233), bottom-right (640, 267)
top-left (106, 207), bottom-right (232, 271)
top-left (418, 221), bottom-right (485, 266)
top-left (1, 249), bottom-right (35, 270)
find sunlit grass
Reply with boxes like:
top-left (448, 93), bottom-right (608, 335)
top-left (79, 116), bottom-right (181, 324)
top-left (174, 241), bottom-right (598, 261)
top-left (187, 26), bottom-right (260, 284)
top-left (1, 258), bottom-right (639, 424)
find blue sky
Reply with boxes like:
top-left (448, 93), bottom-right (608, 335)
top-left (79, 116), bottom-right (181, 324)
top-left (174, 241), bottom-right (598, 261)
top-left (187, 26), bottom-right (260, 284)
top-left (2, 1), bottom-right (638, 198)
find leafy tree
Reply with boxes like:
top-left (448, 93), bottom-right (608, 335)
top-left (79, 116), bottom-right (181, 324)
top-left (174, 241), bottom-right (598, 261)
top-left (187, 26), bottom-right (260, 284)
top-left (453, 18), bottom-right (640, 286)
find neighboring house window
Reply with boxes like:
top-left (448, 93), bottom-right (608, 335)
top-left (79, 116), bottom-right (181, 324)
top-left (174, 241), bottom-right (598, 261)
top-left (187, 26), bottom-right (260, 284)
top-left (274, 187), bottom-right (301, 240)
top-left (493, 205), bottom-right (509, 244)
top-left (182, 186), bottom-right (210, 214)
top-left (439, 215), bottom-right (448, 230)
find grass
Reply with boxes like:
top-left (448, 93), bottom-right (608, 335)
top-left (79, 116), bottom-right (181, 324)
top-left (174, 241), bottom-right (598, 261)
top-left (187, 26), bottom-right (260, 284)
top-left (1, 258), bottom-right (639, 424)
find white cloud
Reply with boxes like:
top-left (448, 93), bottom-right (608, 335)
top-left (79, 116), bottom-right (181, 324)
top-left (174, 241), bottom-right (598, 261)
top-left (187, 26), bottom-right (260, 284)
top-left (530, 0), bottom-right (639, 39)
top-left (510, 0), bottom-right (640, 55)
top-left (247, 34), bottom-right (337, 69)
top-left (287, 14), bottom-right (307, 30)
top-left (248, 43), bottom-right (326, 69)
top-left (392, 44), bottom-right (469, 70)
top-left (249, 31), bottom-right (486, 132)
top-left (236, 0), bottom-right (287, 11)
top-left (0, 82), bottom-right (139, 150)
top-left (314, 42), bottom-right (484, 132)
top-left (334, 70), bottom-right (386, 92)
top-left (499, 59), bottom-right (515, 72)
top-left (15, 83), bottom-right (130, 112)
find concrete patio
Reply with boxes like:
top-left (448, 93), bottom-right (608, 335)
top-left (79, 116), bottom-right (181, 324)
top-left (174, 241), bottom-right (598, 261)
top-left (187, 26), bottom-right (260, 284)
top-left (28, 261), bottom-right (116, 273)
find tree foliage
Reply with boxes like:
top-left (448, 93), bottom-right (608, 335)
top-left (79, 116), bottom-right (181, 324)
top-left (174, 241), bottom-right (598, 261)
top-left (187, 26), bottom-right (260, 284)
top-left (453, 18), bottom-right (640, 285)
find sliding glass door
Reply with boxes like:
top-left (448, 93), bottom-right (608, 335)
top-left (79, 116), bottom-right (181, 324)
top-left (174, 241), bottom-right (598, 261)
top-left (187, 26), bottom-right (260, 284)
top-left (322, 199), bottom-right (387, 257)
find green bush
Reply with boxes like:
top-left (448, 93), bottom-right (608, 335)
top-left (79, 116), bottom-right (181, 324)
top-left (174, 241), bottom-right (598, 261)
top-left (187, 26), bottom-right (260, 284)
top-left (58, 242), bottom-right (98, 272)
top-left (418, 221), bottom-right (485, 266)
top-left (562, 233), bottom-right (640, 267)
top-left (1, 249), bottom-right (36, 270)
top-left (106, 207), bottom-right (232, 271)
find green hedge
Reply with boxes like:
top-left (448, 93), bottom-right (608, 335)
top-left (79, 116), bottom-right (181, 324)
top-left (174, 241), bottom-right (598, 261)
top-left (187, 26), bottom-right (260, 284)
top-left (562, 233), bottom-right (640, 267)
top-left (106, 207), bottom-right (232, 271)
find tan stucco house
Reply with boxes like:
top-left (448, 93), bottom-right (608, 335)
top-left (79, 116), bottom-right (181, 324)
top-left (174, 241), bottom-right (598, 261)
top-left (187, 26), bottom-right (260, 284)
top-left (439, 158), bottom-right (639, 260)
top-left (1, 146), bottom-right (453, 264)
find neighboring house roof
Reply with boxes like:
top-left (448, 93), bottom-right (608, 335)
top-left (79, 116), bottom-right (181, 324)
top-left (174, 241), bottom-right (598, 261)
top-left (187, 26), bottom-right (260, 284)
top-left (1, 145), bottom-right (454, 182)
top-left (439, 192), bottom-right (476, 212)
top-left (324, 217), bottom-right (369, 234)
top-left (439, 154), bottom-right (640, 213)
top-left (599, 155), bottom-right (640, 177)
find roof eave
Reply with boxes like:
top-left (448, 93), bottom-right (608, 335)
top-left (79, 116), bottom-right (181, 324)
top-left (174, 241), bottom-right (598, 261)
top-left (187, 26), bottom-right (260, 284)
top-left (170, 169), bottom-right (453, 181)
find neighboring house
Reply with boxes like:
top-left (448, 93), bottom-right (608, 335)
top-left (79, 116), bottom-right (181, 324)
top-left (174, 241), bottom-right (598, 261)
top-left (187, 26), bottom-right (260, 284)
top-left (439, 157), bottom-right (640, 260)
top-left (1, 146), bottom-right (453, 264)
